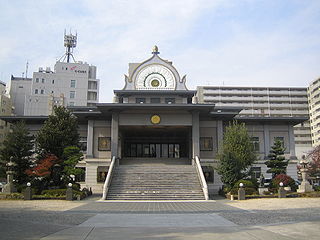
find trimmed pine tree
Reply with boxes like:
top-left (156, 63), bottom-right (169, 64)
top-left (265, 139), bottom-right (289, 178)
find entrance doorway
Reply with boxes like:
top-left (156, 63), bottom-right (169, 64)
top-left (121, 126), bottom-right (190, 159)
top-left (126, 143), bottom-right (180, 158)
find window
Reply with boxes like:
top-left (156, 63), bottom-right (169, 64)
top-left (35, 89), bottom-right (38, 94)
top-left (41, 78), bottom-right (45, 83)
top-left (97, 166), bottom-right (108, 182)
top-left (52, 80), bottom-right (55, 84)
top-left (75, 167), bottom-right (85, 182)
top-left (151, 98), bottom-right (161, 103)
top-left (200, 137), bottom-right (213, 151)
top-left (251, 137), bottom-right (260, 151)
top-left (274, 136), bottom-right (285, 147)
top-left (18, 86), bottom-right (23, 88)
top-left (69, 102), bottom-right (75, 106)
top-left (70, 80), bottom-right (76, 88)
top-left (136, 98), bottom-right (146, 104)
top-left (202, 166), bottom-right (214, 183)
top-left (70, 91), bottom-right (75, 99)
top-left (40, 89), bottom-right (44, 94)
top-left (98, 137), bottom-right (111, 151)
top-left (251, 167), bottom-right (261, 179)
top-left (165, 98), bottom-right (175, 104)
top-left (35, 78), bottom-right (39, 83)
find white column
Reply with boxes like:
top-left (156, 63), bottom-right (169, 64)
top-left (192, 111), bottom-right (200, 159)
top-left (86, 120), bottom-right (94, 158)
top-left (263, 124), bottom-right (270, 159)
top-left (111, 112), bottom-right (119, 158)
top-left (216, 120), bottom-right (223, 153)
top-left (288, 124), bottom-right (297, 159)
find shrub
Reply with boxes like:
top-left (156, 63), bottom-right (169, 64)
top-left (230, 187), bottom-right (258, 195)
top-left (41, 189), bottom-right (67, 197)
top-left (233, 179), bottom-right (257, 189)
top-left (314, 186), bottom-right (320, 192)
top-left (229, 179), bottom-right (258, 195)
top-left (271, 174), bottom-right (296, 190)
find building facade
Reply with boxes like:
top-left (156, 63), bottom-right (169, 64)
top-left (0, 81), bottom-right (12, 143)
top-left (8, 61), bottom-right (99, 116)
top-left (2, 48), bottom-right (307, 197)
top-left (307, 78), bottom-right (320, 147)
top-left (197, 86), bottom-right (311, 159)
top-left (67, 48), bottom-right (304, 194)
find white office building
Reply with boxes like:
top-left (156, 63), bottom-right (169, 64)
top-left (8, 33), bottom-right (99, 116)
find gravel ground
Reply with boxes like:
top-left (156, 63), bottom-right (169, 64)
top-left (0, 199), bottom-right (87, 211)
top-left (225, 198), bottom-right (320, 210)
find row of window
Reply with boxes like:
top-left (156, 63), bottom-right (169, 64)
top-left (135, 98), bottom-right (176, 104)
top-left (34, 78), bottom-right (76, 88)
top-left (34, 89), bottom-right (76, 99)
top-left (89, 136), bottom-right (285, 153)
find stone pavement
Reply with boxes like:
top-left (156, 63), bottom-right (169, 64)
top-left (40, 198), bottom-right (320, 240)
top-left (1, 197), bottom-right (320, 239)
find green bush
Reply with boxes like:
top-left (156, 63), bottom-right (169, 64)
top-left (41, 189), bottom-right (67, 197)
top-left (230, 187), bottom-right (258, 195)
top-left (314, 186), bottom-right (320, 192)
top-left (233, 179), bottom-right (257, 189)
top-left (228, 179), bottom-right (258, 195)
top-left (0, 193), bottom-right (24, 200)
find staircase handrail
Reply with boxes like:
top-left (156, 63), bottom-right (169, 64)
top-left (101, 156), bottom-right (116, 200)
top-left (194, 155), bottom-right (209, 200)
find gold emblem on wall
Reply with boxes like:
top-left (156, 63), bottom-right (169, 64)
top-left (151, 114), bottom-right (161, 124)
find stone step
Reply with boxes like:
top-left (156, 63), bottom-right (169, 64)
top-left (106, 159), bottom-right (204, 200)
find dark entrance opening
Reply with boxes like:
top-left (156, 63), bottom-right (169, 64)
top-left (121, 126), bottom-right (190, 159)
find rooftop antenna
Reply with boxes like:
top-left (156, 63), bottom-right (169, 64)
top-left (25, 61), bottom-right (29, 79)
top-left (58, 30), bottom-right (77, 63)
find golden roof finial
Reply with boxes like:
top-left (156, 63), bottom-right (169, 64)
top-left (152, 45), bottom-right (159, 54)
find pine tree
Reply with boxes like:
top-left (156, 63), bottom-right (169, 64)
top-left (265, 139), bottom-right (288, 178)
top-left (62, 146), bottom-right (84, 183)
top-left (36, 106), bottom-right (79, 159)
top-left (0, 121), bottom-right (34, 185)
top-left (217, 121), bottom-right (256, 188)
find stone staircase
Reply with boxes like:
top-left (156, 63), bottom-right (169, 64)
top-left (107, 163), bottom-right (205, 200)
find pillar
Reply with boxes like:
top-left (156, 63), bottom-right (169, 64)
top-left (288, 125), bottom-right (297, 160)
top-left (263, 124), bottom-right (270, 159)
top-left (192, 111), bottom-right (200, 159)
top-left (111, 112), bottom-right (119, 158)
top-left (87, 120), bottom-right (94, 158)
top-left (216, 120), bottom-right (223, 152)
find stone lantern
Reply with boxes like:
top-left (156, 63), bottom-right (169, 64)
top-left (297, 158), bottom-right (314, 193)
top-left (3, 159), bottom-right (17, 193)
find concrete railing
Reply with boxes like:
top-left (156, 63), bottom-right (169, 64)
top-left (101, 156), bottom-right (116, 200)
top-left (194, 156), bottom-right (209, 200)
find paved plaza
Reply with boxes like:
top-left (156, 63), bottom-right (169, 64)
top-left (0, 196), bottom-right (320, 239)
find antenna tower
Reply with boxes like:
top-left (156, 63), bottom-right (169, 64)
top-left (58, 30), bottom-right (77, 63)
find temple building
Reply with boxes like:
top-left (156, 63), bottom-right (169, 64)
top-left (1, 47), bottom-right (307, 199)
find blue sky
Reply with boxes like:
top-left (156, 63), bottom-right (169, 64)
top-left (0, 0), bottom-right (319, 102)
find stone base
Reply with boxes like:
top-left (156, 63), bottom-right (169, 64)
top-left (297, 181), bottom-right (314, 193)
top-left (258, 187), bottom-right (269, 195)
top-left (3, 183), bottom-right (16, 193)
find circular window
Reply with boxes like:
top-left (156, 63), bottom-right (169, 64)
top-left (151, 79), bottom-right (160, 87)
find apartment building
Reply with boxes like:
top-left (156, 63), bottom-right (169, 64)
top-left (307, 78), bottom-right (320, 147)
top-left (0, 81), bottom-right (12, 143)
top-left (197, 86), bottom-right (311, 159)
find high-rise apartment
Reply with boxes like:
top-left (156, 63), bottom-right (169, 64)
top-left (307, 78), bottom-right (320, 146)
top-left (197, 86), bottom-right (311, 158)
